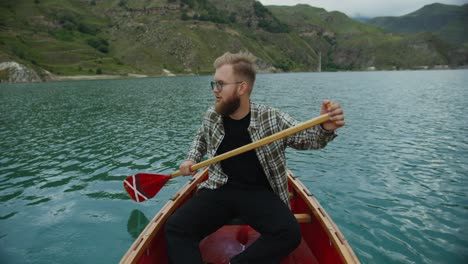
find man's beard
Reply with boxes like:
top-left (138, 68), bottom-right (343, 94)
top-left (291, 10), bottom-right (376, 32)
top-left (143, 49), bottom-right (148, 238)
top-left (215, 95), bottom-right (240, 117)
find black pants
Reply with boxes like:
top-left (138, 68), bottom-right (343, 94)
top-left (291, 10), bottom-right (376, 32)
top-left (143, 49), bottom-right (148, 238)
top-left (165, 185), bottom-right (302, 264)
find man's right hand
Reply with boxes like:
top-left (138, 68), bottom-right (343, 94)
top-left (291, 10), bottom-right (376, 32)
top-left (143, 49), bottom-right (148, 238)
top-left (179, 160), bottom-right (197, 176)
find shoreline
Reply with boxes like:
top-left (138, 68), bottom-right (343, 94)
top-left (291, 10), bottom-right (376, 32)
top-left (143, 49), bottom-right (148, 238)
top-left (50, 74), bottom-right (130, 81)
top-left (48, 67), bottom-right (468, 82)
top-left (2, 63), bottom-right (467, 84)
top-left (46, 72), bottom-right (150, 82)
top-left (44, 69), bottom-right (177, 82)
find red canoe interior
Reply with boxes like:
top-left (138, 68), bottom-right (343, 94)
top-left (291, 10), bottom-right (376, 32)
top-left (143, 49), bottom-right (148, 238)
top-left (200, 225), bottom-right (320, 264)
top-left (131, 175), bottom-right (346, 264)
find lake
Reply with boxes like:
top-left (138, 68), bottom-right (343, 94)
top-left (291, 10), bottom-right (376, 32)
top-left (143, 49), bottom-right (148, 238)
top-left (1, 70), bottom-right (467, 263)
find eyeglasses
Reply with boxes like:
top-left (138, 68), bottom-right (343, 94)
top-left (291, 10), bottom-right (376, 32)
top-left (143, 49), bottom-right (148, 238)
top-left (210, 81), bottom-right (243, 92)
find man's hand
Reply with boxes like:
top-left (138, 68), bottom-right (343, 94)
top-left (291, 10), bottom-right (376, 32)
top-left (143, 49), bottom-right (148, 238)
top-left (320, 99), bottom-right (345, 131)
top-left (179, 160), bottom-right (197, 176)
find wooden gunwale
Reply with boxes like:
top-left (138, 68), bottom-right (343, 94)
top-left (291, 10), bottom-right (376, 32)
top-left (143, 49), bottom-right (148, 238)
top-left (288, 171), bottom-right (359, 263)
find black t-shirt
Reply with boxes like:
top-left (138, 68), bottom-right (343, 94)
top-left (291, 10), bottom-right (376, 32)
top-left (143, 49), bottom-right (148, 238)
top-left (216, 113), bottom-right (271, 190)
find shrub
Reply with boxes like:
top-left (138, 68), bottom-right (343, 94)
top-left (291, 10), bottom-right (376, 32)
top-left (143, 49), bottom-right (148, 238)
top-left (181, 12), bottom-right (190, 21)
top-left (87, 37), bottom-right (109, 53)
top-left (98, 46), bottom-right (109, 53)
top-left (78, 23), bottom-right (99, 35)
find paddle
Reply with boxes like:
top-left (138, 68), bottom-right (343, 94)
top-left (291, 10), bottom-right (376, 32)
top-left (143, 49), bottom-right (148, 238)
top-left (124, 112), bottom-right (331, 202)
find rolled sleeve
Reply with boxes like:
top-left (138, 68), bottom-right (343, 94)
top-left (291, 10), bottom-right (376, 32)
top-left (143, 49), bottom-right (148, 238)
top-left (185, 126), bottom-right (207, 163)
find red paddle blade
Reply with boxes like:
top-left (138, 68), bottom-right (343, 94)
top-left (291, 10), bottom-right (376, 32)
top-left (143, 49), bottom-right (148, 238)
top-left (123, 173), bottom-right (171, 202)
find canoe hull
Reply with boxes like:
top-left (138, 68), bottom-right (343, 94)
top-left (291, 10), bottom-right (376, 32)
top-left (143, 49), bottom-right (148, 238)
top-left (120, 169), bottom-right (359, 264)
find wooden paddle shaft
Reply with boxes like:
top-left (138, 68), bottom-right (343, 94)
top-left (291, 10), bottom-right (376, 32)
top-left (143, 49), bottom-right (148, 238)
top-left (170, 113), bottom-right (330, 178)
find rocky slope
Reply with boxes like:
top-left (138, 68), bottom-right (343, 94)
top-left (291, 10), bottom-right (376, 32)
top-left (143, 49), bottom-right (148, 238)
top-left (0, 62), bottom-right (42, 83)
top-left (0, 0), bottom-right (466, 83)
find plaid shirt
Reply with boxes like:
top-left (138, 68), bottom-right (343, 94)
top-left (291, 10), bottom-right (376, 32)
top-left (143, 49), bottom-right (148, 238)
top-left (186, 102), bottom-right (337, 205)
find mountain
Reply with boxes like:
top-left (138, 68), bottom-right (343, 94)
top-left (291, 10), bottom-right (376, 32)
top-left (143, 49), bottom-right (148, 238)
top-left (367, 3), bottom-right (468, 46)
top-left (0, 0), bottom-right (467, 82)
top-left (0, 0), bottom-right (312, 79)
top-left (352, 16), bottom-right (372, 23)
top-left (267, 4), bottom-right (467, 70)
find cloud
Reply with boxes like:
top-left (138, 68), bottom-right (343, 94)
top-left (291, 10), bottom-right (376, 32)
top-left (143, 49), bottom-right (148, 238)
top-left (257, 0), bottom-right (468, 17)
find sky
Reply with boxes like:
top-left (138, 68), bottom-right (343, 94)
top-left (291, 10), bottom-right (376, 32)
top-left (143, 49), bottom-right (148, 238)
top-left (257, 0), bottom-right (468, 18)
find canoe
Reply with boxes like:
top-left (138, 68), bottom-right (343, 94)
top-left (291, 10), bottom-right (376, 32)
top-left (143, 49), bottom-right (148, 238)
top-left (120, 168), bottom-right (359, 264)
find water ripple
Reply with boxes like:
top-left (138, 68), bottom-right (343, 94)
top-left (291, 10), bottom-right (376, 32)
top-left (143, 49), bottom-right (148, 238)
top-left (1, 72), bottom-right (467, 263)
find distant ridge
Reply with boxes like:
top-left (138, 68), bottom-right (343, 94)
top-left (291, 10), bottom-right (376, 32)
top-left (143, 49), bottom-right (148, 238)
top-left (367, 3), bottom-right (468, 45)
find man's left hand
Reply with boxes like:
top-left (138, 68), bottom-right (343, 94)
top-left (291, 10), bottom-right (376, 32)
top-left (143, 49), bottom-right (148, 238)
top-left (320, 99), bottom-right (345, 131)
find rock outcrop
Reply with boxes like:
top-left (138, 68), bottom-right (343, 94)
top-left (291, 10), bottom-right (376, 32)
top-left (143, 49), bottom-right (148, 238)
top-left (0, 62), bottom-right (42, 83)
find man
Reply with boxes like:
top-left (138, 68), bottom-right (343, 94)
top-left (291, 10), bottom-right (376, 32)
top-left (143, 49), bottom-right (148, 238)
top-left (165, 52), bottom-right (345, 264)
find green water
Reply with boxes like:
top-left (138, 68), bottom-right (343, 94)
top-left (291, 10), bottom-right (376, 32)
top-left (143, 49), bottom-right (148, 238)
top-left (1, 70), bottom-right (467, 263)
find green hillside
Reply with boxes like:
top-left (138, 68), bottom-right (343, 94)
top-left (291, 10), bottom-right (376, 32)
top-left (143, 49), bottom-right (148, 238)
top-left (268, 4), bottom-right (466, 70)
top-left (0, 0), bottom-right (319, 78)
top-left (0, 0), bottom-right (467, 82)
top-left (367, 3), bottom-right (468, 46)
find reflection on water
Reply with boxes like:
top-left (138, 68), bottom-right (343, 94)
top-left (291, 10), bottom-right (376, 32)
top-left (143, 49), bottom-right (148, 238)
top-left (127, 210), bottom-right (150, 239)
top-left (1, 71), bottom-right (467, 263)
